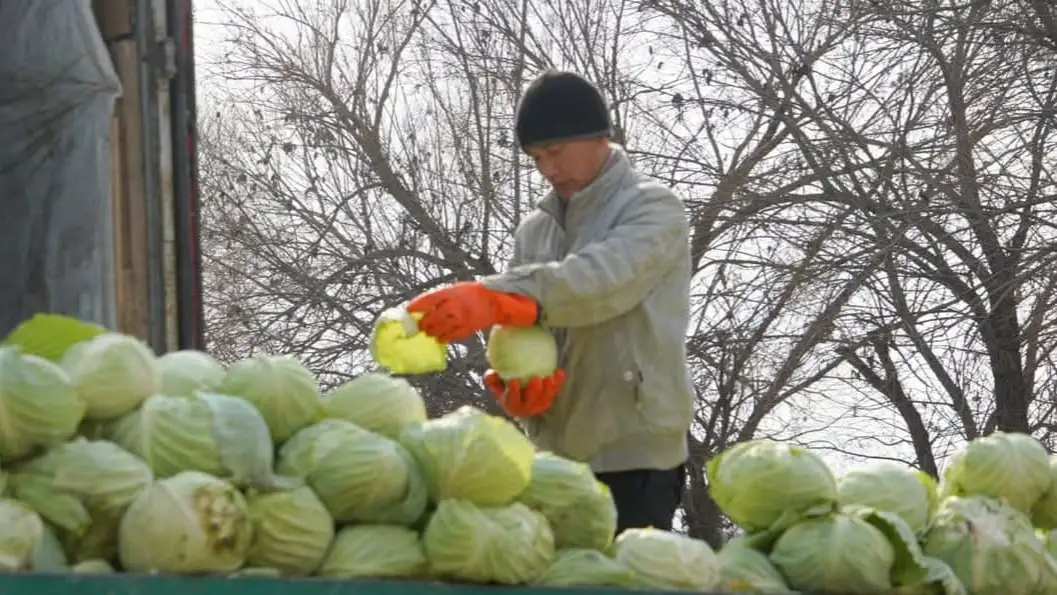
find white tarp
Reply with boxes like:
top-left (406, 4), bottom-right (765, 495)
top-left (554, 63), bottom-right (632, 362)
top-left (0, 0), bottom-right (122, 336)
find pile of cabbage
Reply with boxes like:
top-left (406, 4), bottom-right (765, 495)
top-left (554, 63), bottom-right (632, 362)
top-left (0, 314), bottom-right (720, 591)
top-left (705, 432), bottom-right (1057, 595)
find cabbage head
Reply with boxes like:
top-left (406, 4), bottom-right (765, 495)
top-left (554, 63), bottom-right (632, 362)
top-left (1031, 455), bottom-right (1057, 529)
top-left (838, 460), bottom-right (938, 534)
top-left (278, 419), bottom-right (426, 525)
top-left (706, 439), bottom-right (837, 532)
top-left (107, 392), bottom-right (294, 491)
top-left (1038, 531), bottom-right (1057, 593)
top-left (317, 525), bottom-right (427, 579)
top-left (0, 346), bottom-right (85, 460)
top-left (486, 325), bottom-right (558, 383)
top-left (245, 486), bottom-right (334, 575)
top-left (118, 471), bottom-right (253, 573)
top-left (1, 313), bottom-right (106, 362)
top-left (535, 549), bottom-right (636, 587)
top-left (1041, 529), bottom-right (1057, 559)
top-left (157, 350), bottom-right (225, 397)
top-left (31, 525), bottom-right (67, 571)
top-left (939, 431), bottom-right (1051, 514)
top-left (370, 308), bottom-right (448, 375)
top-left (216, 355), bottom-right (321, 443)
top-left (399, 405), bottom-right (535, 506)
top-left (61, 333), bottom-right (159, 420)
top-left (9, 437), bottom-right (152, 562)
top-left (0, 498), bottom-right (44, 571)
top-left (716, 541), bottom-right (789, 593)
top-left (611, 527), bottom-right (719, 591)
top-left (770, 507), bottom-right (928, 594)
top-left (923, 495), bottom-right (1053, 595)
top-left (887, 556), bottom-right (968, 595)
top-left (231, 567), bottom-right (282, 577)
top-left (71, 559), bottom-right (114, 573)
top-left (423, 499), bottom-right (554, 584)
top-left (322, 372), bottom-right (427, 439)
top-left (517, 452), bottom-right (617, 550)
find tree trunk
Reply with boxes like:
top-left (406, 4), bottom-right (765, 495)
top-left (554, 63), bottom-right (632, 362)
top-left (984, 284), bottom-right (1029, 434)
top-left (682, 454), bottom-right (725, 547)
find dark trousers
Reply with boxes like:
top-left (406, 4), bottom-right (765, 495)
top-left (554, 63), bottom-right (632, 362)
top-left (596, 464), bottom-right (685, 534)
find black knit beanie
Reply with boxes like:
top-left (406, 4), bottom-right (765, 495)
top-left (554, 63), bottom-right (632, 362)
top-left (515, 71), bottom-right (613, 149)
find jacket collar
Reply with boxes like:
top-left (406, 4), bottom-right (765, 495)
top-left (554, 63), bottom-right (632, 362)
top-left (538, 144), bottom-right (632, 222)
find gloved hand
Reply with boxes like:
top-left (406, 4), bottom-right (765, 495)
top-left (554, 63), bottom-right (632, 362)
top-left (406, 282), bottom-right (538, 344)
top-left (483, 368), bottom-right (566, 417)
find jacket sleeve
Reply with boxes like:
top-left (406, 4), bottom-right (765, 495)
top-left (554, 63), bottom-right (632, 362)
top-left (480, 182), bottom-right (690, 328)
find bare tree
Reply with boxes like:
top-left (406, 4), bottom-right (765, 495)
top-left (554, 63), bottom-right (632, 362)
top-left (197, 0), bottom-right (895, 545)
top-left (200, 0), bottom-right (516, 411)
top-left (196, 0), bottom-right (1057, 545)
top-left (643, 0), bottom-right (1057, 467)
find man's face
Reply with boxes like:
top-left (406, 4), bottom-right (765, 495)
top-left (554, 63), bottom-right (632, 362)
top-left (525, 136), bottom-right (610, 199)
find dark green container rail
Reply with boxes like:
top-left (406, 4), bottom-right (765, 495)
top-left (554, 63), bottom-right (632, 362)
top-left (0, 573), bottom-right (740, 595)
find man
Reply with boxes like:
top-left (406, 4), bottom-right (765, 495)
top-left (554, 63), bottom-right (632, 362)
top-left (407, 70), bottom-right (694, 532)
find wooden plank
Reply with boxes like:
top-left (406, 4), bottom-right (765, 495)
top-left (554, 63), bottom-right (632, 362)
top-left (94, 0), bottom-right (152, 342)
top-left (150, 0), bottom-right (180, 353)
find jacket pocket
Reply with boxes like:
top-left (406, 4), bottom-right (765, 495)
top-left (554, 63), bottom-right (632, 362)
top-left (560, 347), bottom-right (643, 460)
top-left (634, 355), bottom-right (695, 434)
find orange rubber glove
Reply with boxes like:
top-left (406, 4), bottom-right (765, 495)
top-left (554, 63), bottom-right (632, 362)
top-left (483, 368), bottom-right (566, 417)
top-left (407, 282), bottom-right (539, 344)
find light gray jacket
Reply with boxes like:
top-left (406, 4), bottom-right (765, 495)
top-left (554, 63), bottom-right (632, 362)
top-left (481, 146), bottom-right (694, 473)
